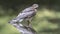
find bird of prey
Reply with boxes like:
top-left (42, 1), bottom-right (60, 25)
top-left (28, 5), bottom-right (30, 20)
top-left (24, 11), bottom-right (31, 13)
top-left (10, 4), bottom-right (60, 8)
top-left (9, 4), bottom-right (39, 27)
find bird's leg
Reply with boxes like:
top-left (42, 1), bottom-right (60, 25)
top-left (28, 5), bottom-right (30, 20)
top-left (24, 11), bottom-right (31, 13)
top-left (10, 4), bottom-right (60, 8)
top-left (27, 20), bottom-right (31, 27)
top-left (27, 17), bottom-right (33, 28)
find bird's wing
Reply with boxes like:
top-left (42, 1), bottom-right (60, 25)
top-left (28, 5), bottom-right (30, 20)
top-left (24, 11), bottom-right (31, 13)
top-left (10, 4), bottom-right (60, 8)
top-left (16, 11), bottom-right (34, 19)
top-left (13, 11), bottom-right (34, 22)
top-left (9, 8), bottom-right (34, 22)
top-left (22, 7), bottom-right (33, 13)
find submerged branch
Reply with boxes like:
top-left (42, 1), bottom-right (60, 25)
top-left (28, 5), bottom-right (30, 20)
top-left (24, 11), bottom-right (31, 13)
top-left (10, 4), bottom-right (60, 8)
top-left (9, 22), bottom-right (36, 34)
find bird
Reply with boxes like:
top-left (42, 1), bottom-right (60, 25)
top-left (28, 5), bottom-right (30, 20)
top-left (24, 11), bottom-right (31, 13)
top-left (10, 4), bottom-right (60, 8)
top-left (9, 4), bottom-right (39, 27)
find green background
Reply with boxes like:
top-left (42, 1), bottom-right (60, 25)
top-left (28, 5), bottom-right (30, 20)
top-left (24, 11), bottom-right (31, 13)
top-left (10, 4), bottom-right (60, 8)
top-left (0, 0), bottom-right (60, 34)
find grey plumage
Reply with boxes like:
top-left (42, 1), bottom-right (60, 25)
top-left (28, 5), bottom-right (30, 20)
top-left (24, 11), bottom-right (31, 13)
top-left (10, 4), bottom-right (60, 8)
top-left (9, 4), bottom-right (39, 26)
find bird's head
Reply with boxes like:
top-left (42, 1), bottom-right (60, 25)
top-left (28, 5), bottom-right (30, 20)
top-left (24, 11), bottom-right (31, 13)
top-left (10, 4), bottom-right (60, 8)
top-left (32, 4), bottom-right (39, 9)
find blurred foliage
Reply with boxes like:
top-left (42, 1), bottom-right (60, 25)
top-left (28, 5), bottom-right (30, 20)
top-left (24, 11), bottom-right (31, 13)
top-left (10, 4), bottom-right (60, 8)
top-left (0, 0), bottom-right (60, 34)
top-left (0, 0), bottom-right (60, 16)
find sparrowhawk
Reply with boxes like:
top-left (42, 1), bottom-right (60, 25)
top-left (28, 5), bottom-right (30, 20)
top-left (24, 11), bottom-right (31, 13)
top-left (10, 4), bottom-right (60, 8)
top-left (9, 4), bottom-right (39, 27)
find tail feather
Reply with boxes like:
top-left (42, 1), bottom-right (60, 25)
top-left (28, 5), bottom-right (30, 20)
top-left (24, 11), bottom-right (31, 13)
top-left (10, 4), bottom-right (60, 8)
top-left (9, 18), bottom-right (23, 24)
top-left (19, 19), bottom-right (23, 22)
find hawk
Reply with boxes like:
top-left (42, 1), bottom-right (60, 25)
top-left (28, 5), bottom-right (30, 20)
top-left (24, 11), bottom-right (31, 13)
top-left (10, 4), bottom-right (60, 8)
top-left (9, 4), bottom-right (39, 27)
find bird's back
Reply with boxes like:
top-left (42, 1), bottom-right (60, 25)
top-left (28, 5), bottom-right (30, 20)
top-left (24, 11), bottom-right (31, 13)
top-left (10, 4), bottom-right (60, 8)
top-left (10, 7), bottom-right (37, 23)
